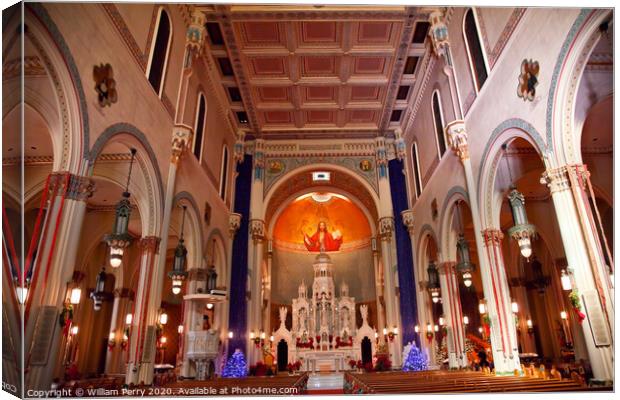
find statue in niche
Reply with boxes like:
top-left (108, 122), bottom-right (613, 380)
top-left (303, 221), bottom-right (343, 252)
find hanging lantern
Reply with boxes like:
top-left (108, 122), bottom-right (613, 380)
top-left (427, 261), bottom-right (441, 302)
top-left (104, 148), bottom-right (137, 268)
top-left (168, 205), bottom-right (188, 295)
top-left (90, 268), bottom-right (107, 311)
top-left (507, 185), bottom-right (537, 259)
top-left (455, 234), bottom-right (476, 287)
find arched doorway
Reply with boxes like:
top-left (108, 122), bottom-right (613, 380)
top-left (277, 340), bottom-right (288, 372)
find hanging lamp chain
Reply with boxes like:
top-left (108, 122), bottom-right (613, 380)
top-left (180, 205), bottom-right (187, 240)
top-left (124, 148), bottom-right (137, 196)
top-left (501, 143), bottom-right (515, 188)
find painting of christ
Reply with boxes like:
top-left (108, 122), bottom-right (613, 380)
top-left (303, 221), bottom-right (343, 252)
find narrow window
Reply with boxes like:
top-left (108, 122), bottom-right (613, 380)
top-left (219, 146), bottom-right (229, 200)
top-left (432, 91), bottom-right (446, 156)
top-left (464, 9), bottom-right (488, 91)
top-left (147, 8), bottom-right (171, 95)
top-left (193, 94), bottom-right (206, 160)
top-left (411, 143), bottom-right (422, 198)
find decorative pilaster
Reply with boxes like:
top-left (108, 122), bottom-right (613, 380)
top-left (445, 120), bottom-right (469, 162)
top-left (393, 128), bottom-right (406, 161)
top-left (375, 137), bottom-right (388, 179)
top-left (233, 130), bottom-right (246, 164)
top-left (253, 139), bottom-right (265, 181)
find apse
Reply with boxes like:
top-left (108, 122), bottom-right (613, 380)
top-left (270, 191), bottom-right (376, 318)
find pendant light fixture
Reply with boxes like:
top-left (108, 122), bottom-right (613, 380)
top-left (90, 267), bottom-right (107, 311)
top-left (427, 260), bottom-right (441, 303)
top-left (454, 201), bottom-right (476, 287)
top-left (168, 205), bottom-right (188, 295)
top-left (502, 144), bottom-right (536, 259)
top-left (206, 239), bottom-right (218, 293)
top-left (104, 148), bottom-right (137, 268)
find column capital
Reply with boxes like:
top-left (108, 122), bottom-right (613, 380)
top-left (48, 172), bottom-right (96, 201)
top-left (229, 212), bottom-right (242, 238)
top-left (482, 228), bottom-right (504, 247)
top-left (437, 261), bottom-right (457, 275)
top-left (233, 130), bottom-right (246, 163)
top-left (393, 127), bottom-right (406, 161)
top-left (138, 236), bottom-right (161, 254)
top-left (171, 124), bottom-right (194, 165)
top-left (374, 137), bottom-right (388, 179)
top-left (378, 216), bottom-right (395, 241)
top-left (249, 219), bottom-right (265, 243)
top-left (253, 139), bottom-right (265, 180)
top-left (400, 209), bottom-right (415, 235)
top-left (539, 164), bottom-right (590, 194)
top-left (445, 120), bottom-right (469, 162)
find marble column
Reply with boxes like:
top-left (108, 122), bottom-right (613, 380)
top-left (541, 166), bottom-right (613, 381)
top-left (438, 262), bottom-right (468, 368)
top-left (401, 209), bottom-right (425, 351)
top-left (445, 121), bottom-right (520, 374)
top-left (25, 173), bottom-right (94, 391)
top-left (481, 229), bottom-right (520, 373)
top-left (126, 236), bottom-right (160, 385)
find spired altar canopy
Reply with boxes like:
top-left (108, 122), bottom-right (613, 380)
top-left (303, 221), bottom-right (343, 252)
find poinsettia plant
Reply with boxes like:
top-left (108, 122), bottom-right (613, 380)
top-left (569, 290), bottom-right (586, 323)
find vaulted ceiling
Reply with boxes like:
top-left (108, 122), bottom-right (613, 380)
top-left (200, 5), bottom-right (434, 140)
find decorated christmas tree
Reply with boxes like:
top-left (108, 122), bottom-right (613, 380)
top-left (402, 342), bottom-right (428, 372)
top-left (222, 349), bottom-right (248, 378)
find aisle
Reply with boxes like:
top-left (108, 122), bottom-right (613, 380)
top-left (306, 373), bottom-right (345, 394)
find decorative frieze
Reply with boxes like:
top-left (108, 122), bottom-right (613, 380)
top-left (171, 125), bottom-right (194, 165)
top-left (445, 120), bottom-right (469, 162)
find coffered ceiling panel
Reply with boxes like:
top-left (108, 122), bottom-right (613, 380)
top-left (204, 5), bottom-right (424, 139)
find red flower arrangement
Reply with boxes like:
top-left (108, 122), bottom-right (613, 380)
top-left (425, 331), bottom-right (434, 342)
top-left (296, 337), bottom-right (314, 349)
top-left (348, 359), bottom-right (357, 369)
top-left (335, 336), bottom-right (353, 348)
top-left (569, 290), bottom-right (586, 324)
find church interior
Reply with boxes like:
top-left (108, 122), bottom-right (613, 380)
top-left (2, 2), bottom-right (614, 397)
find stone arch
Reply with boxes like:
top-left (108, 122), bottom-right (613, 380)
top-left (545, 9), bottom-right (612, 165)
top-left (477, 119), bottom-right (547, 229)
top-left (25, 4), bottom-right (90, 172)
top-left (88, 123), bottom-right (165, 237)
top-left (171, 191), bottom-right (204, 271)
top-left (438, 186), bottom-right (470, 262)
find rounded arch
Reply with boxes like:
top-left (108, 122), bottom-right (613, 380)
top-left (87, 123), bottom-right (165, 237)
top-left (264, 163), bottom-right (381, 223)
top-left (172, 191), bottom-right (204, 270)
top-left (477, 119), bottom-right (547, 228)
top-left (438, 186), bottom-right (470, 261)
top-left (146, 5), bottom-right (173, 96)
top-left (462, 7), bottom-right (490, 93)
top-left (16, 5), bottom-right (90, 173)
top-left (545, 9), bottom-right (611, 165)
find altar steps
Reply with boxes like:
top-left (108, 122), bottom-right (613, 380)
top-left (306, 373), bottom-right (345, 394)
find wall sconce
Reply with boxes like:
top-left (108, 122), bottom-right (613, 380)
top-left (228, 331), bottom-right (234, 339)
top-left (526, 318), bottom-right (534, 335)
top-left (159, 336), bottom-right (167, 347)
top-left (108, 332), bottom-right (116, 350)
top-left (560, 311), bottom-right (567, 320)
top-left (414, 325), bottom-right (419, 333)
top-left (206, 303), bottom-right (214, 310)
top-left (434, 324), bottom-right (439, 332)
top-left (121, 331), bottom-right (129, 350)
top-left (463, 316), bottom-right (469, 325)
top-left (383, 328), bottom-right (388, 336)
top-left (70, 287), bottom-right (82, 305)
top-left (511, 300), bottom-right (519, 314)
top-left (478, 327), bottom-right (483, 334)
top-left (178, 325), bottom-right (184, 335)
top-left (439, 317), bottom-right (445, 326)
top-left (374, 332), bottom-right (378, 339)
top-left (159, 310), bottom-right (168, 325)
top-left (560, 269), bottom-right (573, 291)
top-left (71, 326), bottom-right (79, 336)
top-left (125, 313), bottom-right (133, 325)
top-left (270, 335), bottom-right (274, 343)
top-left (478, 300), bottom-right (487, 314)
